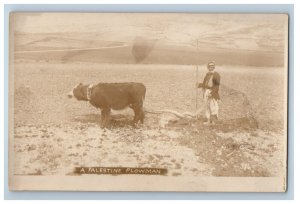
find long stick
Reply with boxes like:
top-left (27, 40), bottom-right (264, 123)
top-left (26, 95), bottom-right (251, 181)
top-left (196, 40), bottom-right (199, 110)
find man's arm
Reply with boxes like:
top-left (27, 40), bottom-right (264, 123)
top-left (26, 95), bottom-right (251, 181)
top-left (211, 72), bottom-right (220, 97)
top-left (198, 73), bottom-right (208, 88)
top-left (197, 83), bottom-right (204, 88)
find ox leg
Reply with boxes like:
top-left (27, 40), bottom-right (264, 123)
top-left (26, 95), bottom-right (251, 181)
top-left (100, 110), bottom-right (105, 128)
top-left (105, 109), bottom-right (110, 128)
top-left (140, 108), bottom-right (145, 124)
top-left (100, 109), bottom-right (111, 128)
top-left (104, 109), bottom-right (111, 128)
top-left (137, 102), bottom-right (145, 124)
top-left (132, 104), bottom-right (140, 125)
top-left (132, 103), bottom-right (144, 125)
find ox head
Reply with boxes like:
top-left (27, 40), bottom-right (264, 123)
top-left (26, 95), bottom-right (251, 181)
top-left (67, 83), bottom-right (87, 101)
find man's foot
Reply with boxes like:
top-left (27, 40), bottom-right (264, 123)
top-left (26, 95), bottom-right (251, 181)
top-left (203, 121), bottom-right (210, 125)
top-left (210, 115), bottom-right (218, 125)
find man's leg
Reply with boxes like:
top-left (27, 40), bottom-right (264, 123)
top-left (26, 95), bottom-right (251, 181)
top-left (203, 89), bottom-right (211, 125)
top-left (210, 99), bottom-right (219, 125)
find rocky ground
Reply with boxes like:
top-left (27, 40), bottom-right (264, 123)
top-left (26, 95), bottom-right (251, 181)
top-left (12, 63), bottom-right (286, 177)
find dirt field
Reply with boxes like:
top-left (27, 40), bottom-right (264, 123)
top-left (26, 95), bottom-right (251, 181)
top-left (12, 62), bottom-right (287, 177)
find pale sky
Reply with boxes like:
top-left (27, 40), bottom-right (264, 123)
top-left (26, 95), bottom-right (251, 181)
top-left (11, 13), bottom-right (288, 51)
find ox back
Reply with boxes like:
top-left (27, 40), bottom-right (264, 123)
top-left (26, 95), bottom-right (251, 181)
top-left (89, 82), bottom-right (146, 111)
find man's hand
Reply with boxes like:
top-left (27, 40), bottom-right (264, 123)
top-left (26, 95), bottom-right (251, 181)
top-left (197, 83), bottom-right (204, 88)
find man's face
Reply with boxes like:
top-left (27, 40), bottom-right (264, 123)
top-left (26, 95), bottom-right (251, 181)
top-left (207, 66), bottom-right (215, 72)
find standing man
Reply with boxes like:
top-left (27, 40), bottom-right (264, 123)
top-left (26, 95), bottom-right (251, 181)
top-left (197, 62), bottom-right (221, 125)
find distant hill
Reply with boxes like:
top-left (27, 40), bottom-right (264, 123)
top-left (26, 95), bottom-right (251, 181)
top-left (14, 32), bottom-right (285, 67)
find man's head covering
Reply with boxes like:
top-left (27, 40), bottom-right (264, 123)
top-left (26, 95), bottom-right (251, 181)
top-left (207, 62), bottom-right (215, 68)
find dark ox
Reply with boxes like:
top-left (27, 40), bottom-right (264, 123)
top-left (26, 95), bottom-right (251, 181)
top-left (68, 82), bottom-right (146, 128)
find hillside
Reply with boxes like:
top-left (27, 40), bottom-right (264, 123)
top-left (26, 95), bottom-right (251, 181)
top-left (14, 32), bottom-right (284, 67)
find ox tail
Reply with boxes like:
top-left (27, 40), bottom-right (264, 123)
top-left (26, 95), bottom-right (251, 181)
top-left (142, 95), bottom-right (145, 105)
top-left (141, 89), bottom-right (146, 110)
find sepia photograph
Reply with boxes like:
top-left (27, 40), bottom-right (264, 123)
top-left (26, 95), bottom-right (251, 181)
top-left (9, 13), bottom-right (288, 191)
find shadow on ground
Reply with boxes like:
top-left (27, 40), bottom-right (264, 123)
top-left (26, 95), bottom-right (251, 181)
top-left (73, 113), bottom-right (136, 128)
